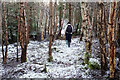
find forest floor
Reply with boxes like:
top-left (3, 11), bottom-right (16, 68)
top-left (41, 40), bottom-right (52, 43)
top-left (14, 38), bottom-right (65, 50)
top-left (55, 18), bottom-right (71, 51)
top-left (0, 37), bottom-right (119, 78)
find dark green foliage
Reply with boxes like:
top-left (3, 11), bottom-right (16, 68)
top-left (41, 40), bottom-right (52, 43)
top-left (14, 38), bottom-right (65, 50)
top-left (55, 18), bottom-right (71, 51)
top-left (88, 61), bottom-right (100, 70)
top-left (44, 64), bottom-right (47, 73)
top-left (84, 52), bottom-right (91, 64)
top-left (84, 52), bottom-right (100, 70)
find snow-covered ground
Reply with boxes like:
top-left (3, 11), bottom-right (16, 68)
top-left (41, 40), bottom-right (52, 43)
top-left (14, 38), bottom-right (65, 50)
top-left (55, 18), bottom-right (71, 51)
top-left (0, 38), bottom-right (102, 78)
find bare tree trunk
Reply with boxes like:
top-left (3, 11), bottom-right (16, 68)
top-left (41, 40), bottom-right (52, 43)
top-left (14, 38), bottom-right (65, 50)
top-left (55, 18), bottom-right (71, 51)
top-left (53, 2), bottom-right (56, 30)
top-left (48, 15), bottom-right (50, 35)
top-left (40, 10), bottom-right (44, 41)
top-left (98, 2), bottom-right (107, 75)
top-left (89, 9), bottom-right (94, 54)
top-left (24, 2), bottom-right (28, 59)
top-left (94, 3), bottom-right (98, 38)
top-left (0, 2), bottom-right (4, 62)
top-left (48, 0), bottom-right (53, 62)
top-left (26, 2), bottom-right (29, 44)
top-left (104, 2), bottom-right (108, 42)
top-left (74, 8), bottom-right (77, 34)
top-left (3, 2), bottom-right (8, 64)
top-left (1, 2), bottom-right (4, 62)
top-left (78, 3), bottom-right (82, 39)
top-left (86, 3), bottom-right (92, 54)
top-left (58, 4), bottom-right (62, 38)
top-left (75, 7), bottom-right (79, 34)
top-left (108, 1), bottom-right (117, 78)
top-left (69, 3), bottom-right (71, 23)
top-left (20, 2), bottom-right (25, 63)
top-left (0, 2), bottom-right (2, 45)
top-left (17, 7), bottom-right (20, 62)
top-left (116, 6), bottom-right (120, 47)
top-left (45, 12), bottom-right (48, 38)
top-left (82, 2), bottom-right (89, 54)
top-left (61, 2), bottom-right (66, 29)
top-left (53, 1), bottom-right (58, 41)
top-left (60, 2), bottom-right (66, 37)
top-left (80, 2), bottom-right (85, 41)
top-left (2, 32), bottom-right (4, 62)
top-left (19, 2), bottom-right (28, 63)
top-left (48, 4), bottom-right (50, 35)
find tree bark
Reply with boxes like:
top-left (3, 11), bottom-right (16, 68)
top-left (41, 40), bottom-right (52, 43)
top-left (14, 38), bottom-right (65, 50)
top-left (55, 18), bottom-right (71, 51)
top-left (98, 2), bottom-right (107, 75)
top-left (40, 10), bottom-right (44, 41)
top-left (86, 3), bottom-right (92, 54)
top-left (116, 6), bottom-right (120, 47)
top-left (58, 3), bottom-right (62, 38)
top-left (69, 3), bottom-right (71, 23)
top-left (17, 6), bottom-right (20, 62)
top-left (89, 9), bottom-right (94, 54)
top-left (19, 2), bottom-right (28, 63)
top-left (81, 2), bottom-right (89, 53)
top-left (80, 2), bottom-right (85, 41)
top-left (48, 0), bottom-right (53, 62)
top-left (104, 2), bottom-right (108, 42)
top-left (26, 2), bottom-right (29, 44)
top-left (78, 3), bottom-right (82, 39)
top-left (3, 2), bottom-right (8, 64)
top-left (0, 2), bottom-right (1, 44)
top-left (0, 2), bottom-right (4, 62)
top-left (48, 15), bottom-right (50, 35)
top-left (45, 12), bottom-right (48, 38)
top-left (108, 1), bottom-right (117, 78)
top-left (60, 2), bottom-right (66, 38)
top-left (94, 3), bottom-right (98, 38)
top-left (53, 1), bottom-right (58, 41)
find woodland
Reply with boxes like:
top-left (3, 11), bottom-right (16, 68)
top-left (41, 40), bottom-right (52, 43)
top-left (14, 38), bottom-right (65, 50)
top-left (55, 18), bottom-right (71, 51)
top-left (0, 0), bottom-right (120, 79)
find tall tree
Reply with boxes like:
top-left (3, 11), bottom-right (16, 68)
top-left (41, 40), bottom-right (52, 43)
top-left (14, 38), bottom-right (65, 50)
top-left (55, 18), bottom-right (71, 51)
top-left (3, 2), bottom-right (8, 64)
top-left (116, 6), bottom-right (120, 47)
top-left (86, 3), bottom-right (92, 54)
top-left (1, 3), bottom-right (4, 62)
top-left (104, 2), bottom-right (108, 42)
top-left (19, 2), bottom-right (28, 63)
top-left (53, 0), bottom-right (58, 41)
top-left (26, 2), bottom-right (29, 44)
top-left (89, 8), bottom-right (94, 54)
top-left (80, 2), bottom-right (84, 41)
top-left (0, 2), bottom-right (3, 61)
top-left (81, 2), bottom-right (90, 64)
top-left (61, 2), bottom-right (66, 31)
top-left (48, 10), bottom-right (50, 35)
top-left (59, 2), bottom-right (66, 38)
top-left (58, 2), bottom-right (62, 38)
top-left (108, 1), bottom-right (117, 78)
top-left (45, 12), bottom-right (48, 38)
top-left (69, 3), bottom-right (71, 23)
top-left (48, 0), bottom-right (53, 62)
top-left (17, 4), bottom-right (20, 62)
top-left (40, 9), bottom-right (44, 40)
top-left (94, 3), bottom-right (98, 38)
top-left (0, 1), bottom-right (2, 45)
top-left (78, 3), bottom-right (82, 40)
top-left (82, 2), bottom-right (89, 54)
top-left (98, 2), bottom-right (107, 75)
